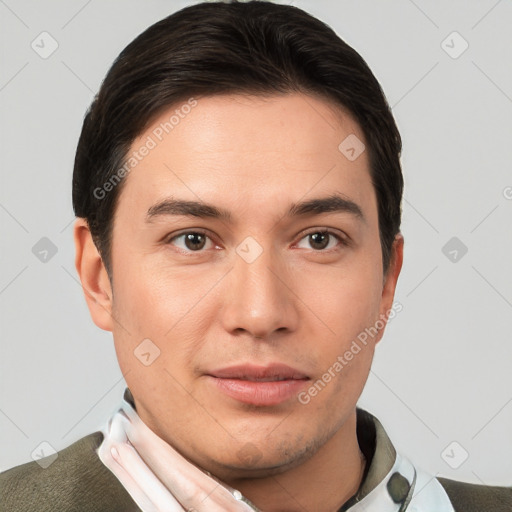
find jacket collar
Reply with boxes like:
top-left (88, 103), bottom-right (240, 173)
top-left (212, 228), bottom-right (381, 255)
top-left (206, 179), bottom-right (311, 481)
top-left (338, 408), bottom-right (397, 509)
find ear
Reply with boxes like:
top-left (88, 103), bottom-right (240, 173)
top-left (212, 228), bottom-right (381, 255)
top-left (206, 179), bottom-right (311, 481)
top-left (375, 234), bottom-right (404, 343)
top-left (73, 218), bottom-right (114, 331)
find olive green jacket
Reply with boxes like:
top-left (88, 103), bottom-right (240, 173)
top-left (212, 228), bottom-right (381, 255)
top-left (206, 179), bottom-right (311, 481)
top-left (1, 399), bottom-right (511, 511)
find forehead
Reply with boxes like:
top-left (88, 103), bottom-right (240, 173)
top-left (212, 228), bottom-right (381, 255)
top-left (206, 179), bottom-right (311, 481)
top-left (116, 93), bottom-right (374, 220)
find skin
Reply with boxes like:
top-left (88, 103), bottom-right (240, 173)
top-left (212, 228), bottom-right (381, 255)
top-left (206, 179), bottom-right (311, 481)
top-left (74, 92), bottom-right (403, 512)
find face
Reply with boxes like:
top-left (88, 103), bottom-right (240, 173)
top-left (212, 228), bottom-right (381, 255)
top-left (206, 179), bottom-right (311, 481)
top-left (81, 93), bottom-right (402, 480)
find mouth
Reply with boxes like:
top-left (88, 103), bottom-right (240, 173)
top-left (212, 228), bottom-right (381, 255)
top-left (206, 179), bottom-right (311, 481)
top-left (205, 364), bottom-right (310, 406)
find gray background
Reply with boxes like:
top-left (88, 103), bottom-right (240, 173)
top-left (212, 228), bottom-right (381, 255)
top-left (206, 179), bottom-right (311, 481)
top-left (1, 0), bottom-right (511, 486)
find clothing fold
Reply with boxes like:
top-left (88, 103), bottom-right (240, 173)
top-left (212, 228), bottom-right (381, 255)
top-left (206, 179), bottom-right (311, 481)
top-left (97, 390), bottom-right (260, 512)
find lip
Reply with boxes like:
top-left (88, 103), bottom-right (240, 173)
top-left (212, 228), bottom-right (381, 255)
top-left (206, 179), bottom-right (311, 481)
top-left (206, 364), bottom-right (310, 406)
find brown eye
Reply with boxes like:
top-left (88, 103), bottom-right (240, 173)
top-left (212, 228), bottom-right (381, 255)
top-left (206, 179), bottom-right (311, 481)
top-left (309, 232), bottom-right (330, 250)
top-left (183, 233), bottom-right (206, 250)
top-left (167, 231), bottom-right (213, 252)
top-left (296, 230), bottom-right (344, 251)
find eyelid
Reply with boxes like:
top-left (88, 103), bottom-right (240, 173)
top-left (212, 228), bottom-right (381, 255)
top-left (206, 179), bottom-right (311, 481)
top-left (165, 228), bottom-right (211, 242)
top-left (164, 228), bottom-right (219, 253)
top-left (294, 227), bottom-right (350, 247)
top-left (164, 227), bottom-right (350, 253)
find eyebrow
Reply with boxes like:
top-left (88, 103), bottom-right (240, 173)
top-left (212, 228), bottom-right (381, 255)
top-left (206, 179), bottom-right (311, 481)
top-left (145, 193), bottom-right (364, 223)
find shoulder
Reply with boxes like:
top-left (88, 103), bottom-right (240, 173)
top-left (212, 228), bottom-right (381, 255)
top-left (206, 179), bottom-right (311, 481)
top-left (438, 476), bottom-right (512, 512)
top-left (0, 432), bottom-right (139, 512)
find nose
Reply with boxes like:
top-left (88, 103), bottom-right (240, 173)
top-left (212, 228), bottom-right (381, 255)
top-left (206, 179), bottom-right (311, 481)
top-left (219, 242), bottom-right (299, 340)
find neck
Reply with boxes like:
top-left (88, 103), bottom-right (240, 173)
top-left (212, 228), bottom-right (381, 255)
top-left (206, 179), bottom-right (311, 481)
top-left (226, 410), bottom-right (365, 512)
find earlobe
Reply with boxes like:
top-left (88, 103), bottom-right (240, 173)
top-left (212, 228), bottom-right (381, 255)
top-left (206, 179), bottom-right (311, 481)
top-left (73, 218), bottom-right (114, 332)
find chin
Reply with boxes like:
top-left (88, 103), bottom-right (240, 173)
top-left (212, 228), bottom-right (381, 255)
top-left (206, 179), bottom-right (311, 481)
top-left (201, 437), bottom-right (319, 481)
top-left (208, 455), bottom-right (301, 482)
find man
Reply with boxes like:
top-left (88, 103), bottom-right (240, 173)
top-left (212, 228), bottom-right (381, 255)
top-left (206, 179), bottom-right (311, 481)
top-left (1, 1), bottom-right (510, 511)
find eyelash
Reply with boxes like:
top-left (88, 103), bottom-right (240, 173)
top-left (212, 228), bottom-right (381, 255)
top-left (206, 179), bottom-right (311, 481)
top-left (165, 228), bottom-right (348, 254)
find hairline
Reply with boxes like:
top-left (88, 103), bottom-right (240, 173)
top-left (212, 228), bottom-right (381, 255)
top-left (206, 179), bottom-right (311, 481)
top-left (98, 90), bottom-right (390, 283)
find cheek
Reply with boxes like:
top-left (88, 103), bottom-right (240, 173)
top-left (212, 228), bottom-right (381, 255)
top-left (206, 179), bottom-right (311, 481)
top-left (289, 255), bottom-right (382, 401)
top-left (110, 258), bottom-right (230, 387)
top-left (112, 256), bottom-right (225, 336)
top-left (293, 257), bottom-right (384, 335)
